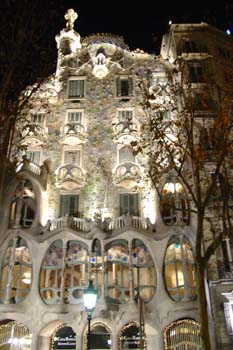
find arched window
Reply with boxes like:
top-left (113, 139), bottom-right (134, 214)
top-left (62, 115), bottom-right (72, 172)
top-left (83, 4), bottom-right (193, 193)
top-left (160, 178), bottom-right (189, 225)
top-left (164, 236), bottom-right (196, 301)
top-left (84, 323), bottom-right (111, 350)
top-left (40, 240), bottom-right (88, 304)
top-left (0, 237), bottom-right (32, 304)
top-left (51, 324), bottom-right (76, 350)
top-left (0, 320), bottom-right (32, 347)
top-left (132, 239), bottom-right (156, 302)
top-left (9, 180), bottom-right (36, 228)
top-left (105, 240), bottom-right (130, 304)
top-left (90, 239), bottom-right (103, 298)
top-left (119, 322), bottom-right (146, 349)
top-left (164, 319), bottom-right (201, 350)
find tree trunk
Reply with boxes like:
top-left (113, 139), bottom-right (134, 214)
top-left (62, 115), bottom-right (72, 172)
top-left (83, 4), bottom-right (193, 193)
top-left (196, 259), bottom-right (211, 350)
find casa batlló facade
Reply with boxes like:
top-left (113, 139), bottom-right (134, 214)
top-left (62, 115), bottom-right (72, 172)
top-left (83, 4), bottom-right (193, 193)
top-left (0, 8), bottom-right (233, 350)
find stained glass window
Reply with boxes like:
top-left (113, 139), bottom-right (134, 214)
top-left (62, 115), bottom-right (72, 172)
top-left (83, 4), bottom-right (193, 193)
top-left (0, 238), bottom-right (32, 304)
top-left (164, 236), bottom-right (196, 301)
top-left (40, 240), bottom-right (88, 304)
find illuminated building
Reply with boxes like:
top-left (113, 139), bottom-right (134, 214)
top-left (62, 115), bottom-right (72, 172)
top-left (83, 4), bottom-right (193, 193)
top-left (0, 9), bottom-right (233, 350)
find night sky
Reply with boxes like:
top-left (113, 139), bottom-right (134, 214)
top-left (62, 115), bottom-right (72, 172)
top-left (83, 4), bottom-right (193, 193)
top-left (54, 0), bottom-right (232, 54)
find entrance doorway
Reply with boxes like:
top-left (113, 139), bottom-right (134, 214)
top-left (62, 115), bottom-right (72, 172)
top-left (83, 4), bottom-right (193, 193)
top-left (85, 323), bottom-right (111, 350)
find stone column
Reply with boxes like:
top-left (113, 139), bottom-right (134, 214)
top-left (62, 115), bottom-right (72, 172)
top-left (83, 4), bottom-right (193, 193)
top-left (110, 328), bottom-right (119, 350)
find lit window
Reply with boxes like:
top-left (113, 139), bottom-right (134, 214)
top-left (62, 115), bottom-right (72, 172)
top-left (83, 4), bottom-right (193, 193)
top-left (164, 236), bottom-right (196, 301)
top-left (68, 78), bottom-right (85, 98)
top-left (40, 240), bottom-right (88, 304)
top-left (116, 76), bottom-right (133, 97)
top-left (104, 240), bottom-right (130, 304)
top-left (0, 321), bottom-right (32, 346)
top-left (132, 239), bottom-right (156, 302)
top-left (104, 239), bottom-right (156, 305)
top-left (160, 178), bottom-right (189, 225)
top-left (0, 238), bottom-right (32, 304)
top-left (164, 319), bottom-right (201, 350)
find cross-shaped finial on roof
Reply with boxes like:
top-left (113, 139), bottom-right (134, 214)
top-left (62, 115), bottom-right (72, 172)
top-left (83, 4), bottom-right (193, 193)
top-left (64, 9), bottom-right (78, 30)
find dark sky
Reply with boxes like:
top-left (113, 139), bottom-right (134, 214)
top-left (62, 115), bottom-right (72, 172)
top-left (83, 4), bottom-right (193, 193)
top-left (54, 0), bottom-right (231, 54)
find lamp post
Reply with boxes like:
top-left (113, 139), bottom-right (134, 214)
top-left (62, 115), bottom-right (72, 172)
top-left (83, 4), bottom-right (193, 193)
top-left (83, 279), bottom-right (97, 350)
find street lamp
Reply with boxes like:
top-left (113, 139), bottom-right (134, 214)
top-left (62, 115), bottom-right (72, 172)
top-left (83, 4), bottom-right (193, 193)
top-left (83, 279), bottom-right (97, 350)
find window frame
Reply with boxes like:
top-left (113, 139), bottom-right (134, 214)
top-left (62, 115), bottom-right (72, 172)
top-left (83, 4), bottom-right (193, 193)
top-left (150, 71), bottom-right (168, 86)
top-left (0, 237), bottom-right (32, 304)
top-left (30, 112), bottom-right (46, 126)
top-left (116, 76), bottom-right (134, 98)
top-left (67, 77), bottom-right (86, 99)
top-left (62, 146), bottom-right (82, 167)
top-left (25, 150), bottom-right (41, 165)
top-left (117, 145), bottom-right (136, 165)
top-left (119, 192), bottom-right (139, 217)
top-left (60, 194), bottom-right (79, 217)
top-left (40, 239), bottom-right (89, 304)
top-left (164, 236), bottom-right (196, 302)
top-left (66, 109), bottom-right (84, 124)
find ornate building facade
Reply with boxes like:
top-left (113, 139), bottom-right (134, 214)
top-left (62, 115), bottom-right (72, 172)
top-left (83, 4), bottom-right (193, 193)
top-left (0, 8), bottom-right (233, 350)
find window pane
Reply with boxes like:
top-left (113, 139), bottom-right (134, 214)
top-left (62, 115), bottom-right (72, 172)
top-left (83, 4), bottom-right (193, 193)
top-left (68, 111), bottom-right (83, 123)
top-left (132, 239), bottom-right (156, 302)
top-left (118, 110), bottom-right (133, 121)
top-left (68, 80), bottom-right (84, 98)
top-left (53, 326), bottom-right (76, 349)
top-left (117, 77), bottom-right (133, 97)
top-left (9, 180), bottom-right (36, 228)
top-left (40, 240), bottom-right (88, 304)
top-left (119, 323), bottom-right (144, 350)
top-left (0, 238), bottom-right (32, 304)
top-left (119, 147), bottom-right (135, 163)
top-left (0, 321), bottom-right (32, 347)
top-left (161, 179), bottom-right (189, 225)
top-left (164, 237), bottom-right (196, 301)
top-left (64, 150), bottom-right (81, 165)
top-left (60, 195), bottom-right (79, 217)
top-left (26, 151), bottom-right (41, 164)
top-left (121, 79), bottom-right (129, 96)
top-left (120, 193), bottom-right (139, 216)
top-left (31, 113), bottom-right (44, 124)
top-left (164, 319), bottom-right (201, 350)
top-left (105, 241), bottom-right (130, 304)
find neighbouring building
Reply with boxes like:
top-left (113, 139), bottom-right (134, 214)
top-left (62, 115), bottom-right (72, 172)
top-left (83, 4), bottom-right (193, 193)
top-left (0, 8), bottom-right (233, 350)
